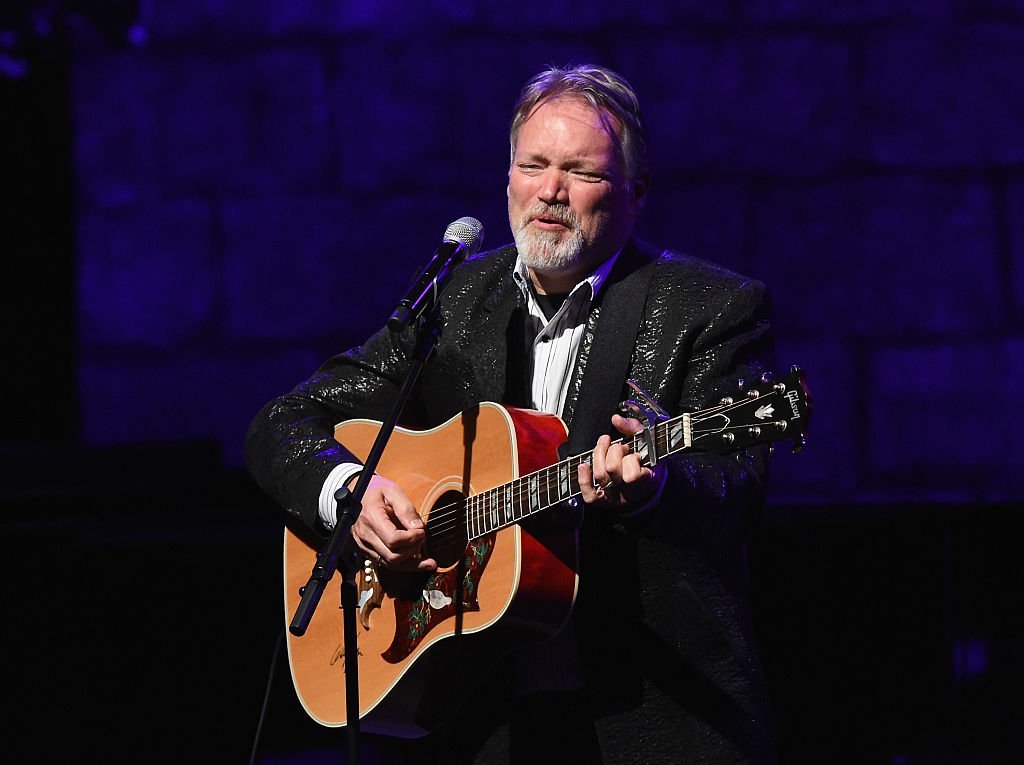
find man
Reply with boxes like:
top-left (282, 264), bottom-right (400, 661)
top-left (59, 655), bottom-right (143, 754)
top-left (246, 64), bottom-right (779, 763)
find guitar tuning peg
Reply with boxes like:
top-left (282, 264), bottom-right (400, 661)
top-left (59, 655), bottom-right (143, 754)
top-left (737, 378), bottom-right (746, 391)
top-left (760, 371), bottom-right (773, 383)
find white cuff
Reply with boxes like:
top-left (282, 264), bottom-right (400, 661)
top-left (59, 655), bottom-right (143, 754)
top-left (318, 463), bottom-right (364, 530)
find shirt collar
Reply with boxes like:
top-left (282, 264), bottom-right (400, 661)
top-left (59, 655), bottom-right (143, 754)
top-left (512, 249), bottom-right (621, 303)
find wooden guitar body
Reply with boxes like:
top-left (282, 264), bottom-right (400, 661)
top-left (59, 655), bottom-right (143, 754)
top-left (283, 402), bottom-right (578, 737)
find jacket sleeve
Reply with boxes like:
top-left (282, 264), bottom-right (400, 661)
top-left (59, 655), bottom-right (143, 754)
top-left (639, 274), bottom-right (777, 549)
top-left (244, 322), bottom-right (418, 532)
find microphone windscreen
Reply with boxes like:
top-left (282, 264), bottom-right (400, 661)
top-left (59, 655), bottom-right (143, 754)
top-left (443, 216), bottom-right (485, 253)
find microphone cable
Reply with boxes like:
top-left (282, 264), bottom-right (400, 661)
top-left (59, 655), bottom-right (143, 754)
top-left (249, 628), bottom-right (285, 765)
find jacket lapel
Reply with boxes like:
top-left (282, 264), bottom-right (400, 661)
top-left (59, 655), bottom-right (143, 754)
top-left (561, 240), bottom-right (661, 458)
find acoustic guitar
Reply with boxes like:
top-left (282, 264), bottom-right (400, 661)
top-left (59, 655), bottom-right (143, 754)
top-left (283, 367), bottom-right (811, 736)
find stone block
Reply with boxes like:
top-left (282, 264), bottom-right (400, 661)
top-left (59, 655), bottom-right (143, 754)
top-left (753, 176), bottom-right (1001, 335)
top-left (482, 0), bottom-right (730, 29)
top-left (863, 25), bottom-right (1024, 166)
top-left (142, 0), bottom-right (483, 40)
top-left (77, 200), bottom-right (216, 348)
top-left (866, 338), bottom-right (1024, 498)
top-left (222, 193), bottom-right (493, 345)
top-left (330, 39), bottom-right (602, 196)
top-left (736, 0), bottom-right (955, 23)
top-left (634, 181), bottom-right (751, 274)
top-left (976, 0), bottom-right (1024, 18)
top-left (73, 50), bottom-right (166, 207)
top-left (74, 47), bottom-right (331, 202)
top-left (618, 35), bottom-right (856, 175)
top-left (1009, 180), bottom-right (1024, 312)
top-left (79, 348), bottom-right (323, 467)
top-left (159, 48), bottom-right (330, 192)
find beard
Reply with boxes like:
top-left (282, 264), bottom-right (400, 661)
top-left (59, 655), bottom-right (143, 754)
top-left (510, 203), bottom-right (586, 274)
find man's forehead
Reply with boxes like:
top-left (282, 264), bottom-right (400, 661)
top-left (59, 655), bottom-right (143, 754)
top-left (522, 95), bottom-right (622, 136)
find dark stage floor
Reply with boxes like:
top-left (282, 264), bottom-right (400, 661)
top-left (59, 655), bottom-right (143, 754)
top-left (3, 441), bottom-right (1020, 764)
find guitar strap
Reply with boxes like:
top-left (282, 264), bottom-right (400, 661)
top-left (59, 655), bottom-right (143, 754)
top-left (559, 240), bottom-right (661, 460)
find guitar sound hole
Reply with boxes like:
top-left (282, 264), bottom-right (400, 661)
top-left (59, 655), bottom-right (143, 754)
top-left (424, 490), bottom-right (468, 569)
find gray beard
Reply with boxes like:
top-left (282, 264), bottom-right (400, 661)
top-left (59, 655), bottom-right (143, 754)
top-left (511, 217), bottom-right (586, 274)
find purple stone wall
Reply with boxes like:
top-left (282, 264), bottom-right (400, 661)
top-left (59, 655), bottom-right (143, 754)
top-left (72, 2), bottom-right (1023, 507)
top-left (2, 3), bottom-right (1021, 762)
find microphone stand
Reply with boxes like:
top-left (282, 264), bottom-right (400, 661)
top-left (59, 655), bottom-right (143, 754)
top-left (288, 308), bottom-right (443, 765)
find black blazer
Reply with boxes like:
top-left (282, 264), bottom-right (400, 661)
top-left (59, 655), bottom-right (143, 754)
top-left (246, 238), bottom-right (779, 763)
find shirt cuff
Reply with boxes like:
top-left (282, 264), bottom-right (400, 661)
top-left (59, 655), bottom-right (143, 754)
top-left (318, 462), bottom-right (364, 530)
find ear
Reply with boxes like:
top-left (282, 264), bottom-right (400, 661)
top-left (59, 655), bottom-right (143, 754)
top-left (629, 172), bottom-right (650, 214)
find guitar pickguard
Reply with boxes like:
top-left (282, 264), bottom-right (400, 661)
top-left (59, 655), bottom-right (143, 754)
top-left (382, 533), bottom-right (495, 663)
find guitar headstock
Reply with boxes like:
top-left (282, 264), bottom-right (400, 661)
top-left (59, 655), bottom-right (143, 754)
top-left (690, 366), bottom-right (812, 454)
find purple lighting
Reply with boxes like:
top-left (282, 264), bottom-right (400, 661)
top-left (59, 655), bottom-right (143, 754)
top-left (952, 637), bottom-right (989, 682)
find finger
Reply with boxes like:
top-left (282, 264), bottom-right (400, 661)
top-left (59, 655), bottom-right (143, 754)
top-left (611, 413), bottom-right (645, 435)
top-left (367, 485), bottom-right (425, 554)
top-left (380, 483), bottom-right (424, 531)
top-left (579, 459), bottom-right (622, 507)
top-left (620, 453), bottom-right (650, 485)
top-left (578, 461), bottom-right (601, 504)
top-left (412, 553), bottom-right (438, 572)
top-left (350, 519), bottom-right (387, 563)
top-left (384, 547), bottom-right (438, 572)
top-left (602, 442), bottom-right (628, 484)
top-left (590, 434), bottom-right (613, 486)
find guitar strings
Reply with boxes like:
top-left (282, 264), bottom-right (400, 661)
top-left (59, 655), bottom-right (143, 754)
top-left (402, 392), bottom-right (779, 550)
top-left (412, 433), bottom-right (647, 547)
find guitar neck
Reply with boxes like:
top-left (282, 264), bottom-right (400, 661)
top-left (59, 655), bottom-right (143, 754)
top-left (464, 367), bottom-right (810, 541)
top-left (465, 412), bottom-right (692, 540)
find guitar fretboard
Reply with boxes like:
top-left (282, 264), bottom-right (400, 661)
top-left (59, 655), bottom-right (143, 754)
top-left (461, 369), bottom-right (808, 541)
top-left (465, 412), bottom-right (693, 540)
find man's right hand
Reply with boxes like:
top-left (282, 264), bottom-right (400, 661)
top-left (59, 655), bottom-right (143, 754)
top-left (350, 474), bottom-right (437, 572)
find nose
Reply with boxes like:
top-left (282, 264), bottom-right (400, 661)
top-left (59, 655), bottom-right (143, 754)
top-left (537, 168), bottom-right (569, 205)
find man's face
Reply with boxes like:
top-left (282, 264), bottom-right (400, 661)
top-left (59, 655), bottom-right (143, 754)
top-left (508, 97), bottom-right (646, 291)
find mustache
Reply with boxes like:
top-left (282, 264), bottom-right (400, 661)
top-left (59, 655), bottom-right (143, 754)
top-left (521, 203), bottom-right (577, 229)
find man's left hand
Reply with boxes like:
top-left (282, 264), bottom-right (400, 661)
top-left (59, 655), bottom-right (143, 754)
top-left (578, 414), bottom-right (665, 509)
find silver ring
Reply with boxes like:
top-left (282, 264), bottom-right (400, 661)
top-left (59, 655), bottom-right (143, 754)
top-left (601, 479), bottom-right (618, 490)
top-left (375, 552), bottom-right (385, 567)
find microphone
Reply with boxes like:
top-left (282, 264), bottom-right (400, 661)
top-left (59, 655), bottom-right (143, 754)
top-left (387, 216), bottom-right (485, 332)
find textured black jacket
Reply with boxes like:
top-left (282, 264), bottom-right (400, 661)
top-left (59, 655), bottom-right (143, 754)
top-left (246, 238), bottom-right (779, 763)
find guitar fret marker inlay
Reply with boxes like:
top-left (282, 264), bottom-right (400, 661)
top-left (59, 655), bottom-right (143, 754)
top-left (528, 476), bottom-right (540, 511)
